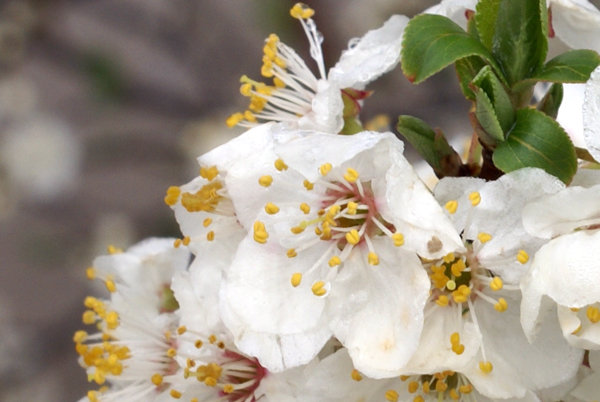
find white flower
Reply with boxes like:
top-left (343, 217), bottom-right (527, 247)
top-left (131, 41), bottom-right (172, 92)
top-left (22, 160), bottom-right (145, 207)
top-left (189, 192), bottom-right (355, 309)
top-left (226, 3), bottom-right (408, 134)
top-left (75, 238), bottom-right (192, 402)
top-left (520, 183), bottom-right (600, 350)
top-left (167, 263), bottom-right (313, 402)
top-left (569, 350), bottom-right (600, 401)
top-left (218, 126), bottom-right (462, 376)
top-left (418, 169), bottom-right (582, 399)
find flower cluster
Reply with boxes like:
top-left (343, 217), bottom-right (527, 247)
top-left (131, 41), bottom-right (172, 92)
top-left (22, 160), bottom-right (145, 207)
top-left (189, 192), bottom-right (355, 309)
top-left (75, 2), bottom-right (600, 402)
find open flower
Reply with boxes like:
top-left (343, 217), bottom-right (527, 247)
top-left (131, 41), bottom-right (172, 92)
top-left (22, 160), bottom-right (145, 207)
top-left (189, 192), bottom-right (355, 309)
top-left (218, 126), bottom-right (462, 376)
top-left (74, 238), bottom-right (191, 402)
top-left (226, 3), bottom-right (408, 134)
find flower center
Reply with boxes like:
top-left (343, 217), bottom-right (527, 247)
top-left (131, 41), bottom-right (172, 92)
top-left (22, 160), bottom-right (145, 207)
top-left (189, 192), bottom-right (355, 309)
top-left (384, 371), bottom-right (474, 402)
top-left (176, 332), bottom-right (267, 402)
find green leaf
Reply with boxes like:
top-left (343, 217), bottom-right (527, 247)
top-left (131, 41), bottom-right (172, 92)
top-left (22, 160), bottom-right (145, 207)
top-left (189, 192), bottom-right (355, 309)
top-left (396, 115), bottom-right (463, 177)
top-left (492, 108), bottom-right (577, 183)
top-left (475, 0), bottom-right (502, 49)
top-left (473, 88), bottom-right (505, 144)
top-left (492, 0), bottom-right (548, 86)
top-left (532, 49), bottom-right (600, 83)
top-left (471, 65), bottom-right (515, 132)
top-left (537, 83), bottom-right (563, 119)
top-left (455, 57), bottom-right (487, 100)
top-left (401, 14), bottom-right (502, 85)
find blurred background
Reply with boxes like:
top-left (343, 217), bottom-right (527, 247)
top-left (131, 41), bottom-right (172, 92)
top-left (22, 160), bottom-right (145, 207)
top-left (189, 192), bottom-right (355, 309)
top-left (0, 0), bottom-right (595, 400)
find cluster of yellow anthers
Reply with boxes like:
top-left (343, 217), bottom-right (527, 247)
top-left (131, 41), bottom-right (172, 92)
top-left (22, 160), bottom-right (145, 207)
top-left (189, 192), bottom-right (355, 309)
top-left (570, 304), bottom-right (600, 335)
top-left (382, 371), bottom-right (474, 402)
top-left (74, 298), bottom-right (127, 386)
top-left (226, 3), bottom-right (319, 128)
top-left (165, 166), bottom-right (225, 243)
top-left (252, 158), bottom-right (406, 295)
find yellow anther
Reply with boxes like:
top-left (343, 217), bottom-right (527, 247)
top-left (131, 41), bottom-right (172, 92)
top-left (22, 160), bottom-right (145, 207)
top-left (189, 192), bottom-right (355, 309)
top-left (173, 239), bottom-right (182, 248)
top-left (274, 158), bottom-right (288, 171)
top-left (151, 373), bottom-right (163, 386)
top-left (414, 396), bottom-right (425, 402)
top-left (329, 256), bottom-right (342, 267)
top-left (392, 233), bottom-right (404, 247)
top-left (311, 281), bottom-right (327, 296)
top-left (105, 311), bottom-right (119, 329)
top-left (442, 253), bottom-right (456, 263)
top-left (265, 202), bottom-right (280, 214)
top-left (351, 369), bottom-right (363, 381)
top-left (345, 201), bottom-right (358, 215)
top-left (459, 384), bottom-right (473, 394)
top-left (164, 186), bottom-right (181, 206)
top-left (303, 180), bottom-right (314, 190)
top-left (422, 381), bottom-right (430, 394)
top-left (436, 295), bottom-right (449, 307)
top-left (105, 280), bottom-right (116, 293)
top-left (177, 326), bottom-right (187, 335)
top-left (572, 324), bottom-right (582, 334)
top-left (452, 285), bottom-right (471, 303)
top-left (344, 168), bottom-right (360, 183)
top-left (207, 231), bottom-right (215, 241)
top-left (452, 343), bottom-right (465, 355)
top-left (73, 330), bottom-right (88, 343)
top-left (479, 361), bottom-right (493, 373)
top-left (385, 390), bottom-right (399, 402)
top-left (167, 348), bottom-right (177, 357)
top-left (400, 375), bottom-right (410, 381)
top-left (259, 175), bottom-right (273, 187)
top-left (450, 332), bottom-right (460, 345)
top-left (87, 390), bottom-right (99, 402)
top-left (290, 3), bottom-right (315, 19)
top-left (490, 277), bottom-right (503, 291)
top-left (287, 248), bottom-right (298, 258)
top-left (205, 376), bottom-right (218, 386)
top-left (291, 226), bottom-right (305, 234)
top-left (107, 245), bottom-right (122, 254)
top-left (468, 191), bottom-right (481, 206)
top-left (244, 110), bottom-right (257, 123)
top-left (435, 380), bottom-right (448, 392)
top-left (223, 384), bottom-right (235, 394)
top-left (209, 335), bottom-right (217, 344)
top-left (477, 232), bottom-right (492, 243)
top-left (408, 381), bottom-right (419, 393)
top-left (571, 307), bottom-right (581, 312)
top-left (587, 306), bottom-right (600, 323)
top-left (451, 259), bottom-right (466, 277)
top-left (195, 340), bottom-right (203, 349)
top-left (253, 221), bottom-right (269, 244)
top-left (449, 388), bottom-right (460, 400)
top-left (319, 163), bottom-right (332, 176)
top-left (187, 358), bottom-right (195, 368)
top-left (368, 252), bottom-right (380, 266)
top-left (446, 279), bottom-right (457, 291)
top-left (86, 267), bottom-right (96, 280)
top-left (203, 218), bottom-right (212, 227)
top-left (199, 166), bottom-right (219, 181)
top-left (273, 77), bottom-right (286, 88)
top-left (517, 250), bottom-right (529, 264)
top-left (346, 229), bottom-right (360, 245)
top-left (182, 236), bottom-right (191, 246)
top-left (240, 83), bottom-right (253, 96)
top-left (226, 112), bottom-right (244, 127)
top-left (299, 202), bottom-right (311, 214)
top-left (445, 200), bottom-right (458, 214)
top-left (93, 370), bottom-right (106, 385)
top-left (190, 399), bottom-right (199, 402)
top-left (170, 389), bottom-right (182, 399)
top-left (291, 273), bottom-right (302, 287)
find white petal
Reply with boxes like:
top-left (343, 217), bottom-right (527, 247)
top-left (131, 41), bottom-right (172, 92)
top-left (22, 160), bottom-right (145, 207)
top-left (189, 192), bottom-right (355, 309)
top-left (522, 185), bottom-right (600, 238)
top-left (298, 80), bottom-right (344, 134)
top-left (557, 83), bottom-right (586, 148)
top-left (551, 0), bottom-right (600, 53)
top-left (423, 0), bottom-right (478, 30)
top-left (584, 65), bottom-right (600, 162)
top-left (570, 371), bottom-right (600, 401)
top-left (523, 230), bottom-right (600, 309)
top-left (467, 292), bottom-right (583, 398)
top-left (557, 305), bottom-right (600, 349)
top-left (328, 239), bottom-right (430, 378)
top-left (571, 167), bottom-right (600, 187)
top-left (328, 15), bottom-right (409, 89)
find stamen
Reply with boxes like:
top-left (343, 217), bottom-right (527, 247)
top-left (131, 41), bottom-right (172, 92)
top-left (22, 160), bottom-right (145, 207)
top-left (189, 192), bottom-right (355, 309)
top-left (445, 200), bottom-right (458, 214)
top-left (587, 306), bottom-right (600, 323)
top-left (328, 256), bottom-right (342, 267)
top-left (516, 250), bottom-right (529, 264)
top-left (164, 186), bottom-right (181, 206)
top-left (344, 168), bottom-right (360, 183)
top-left (489, 277), bottom-right (503, 291)
top-left (265, 203), bottom-right (280, 214)
top-left (479, 361), bottom-right (493, 373)
top-left (346, 229), bottom-right (360, 245)
top-left (291, 273), bottom-right (302, 287)
top-left (477, 232), bottom-right (492, 243)
top-left (290, 3), bottom-right (315, 20)
top-left (320, 163), bottom-right (332, 176)
top-left (468, 191), bottom-right (481, 206)
top-left (253, 221), bottom-right (269, 244)
top-left (351, 369), bottom-right (362, 381)
top-left (311, 281), bottom-right (327, 296)
top-left (494, 298), bottom-right (508, 312)
top-left (385, 390), bottom-right (399, 402)
top-left (259, 175), bottom-right (273, 187)
top-left (274, 158), bottom-right (288, 171)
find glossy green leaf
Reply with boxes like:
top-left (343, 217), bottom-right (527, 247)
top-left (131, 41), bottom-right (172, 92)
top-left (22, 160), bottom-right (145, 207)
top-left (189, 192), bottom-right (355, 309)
top-left (532, 49), bottom-right (600, 83)
top-left (401, 14), bottom-right (502, 84)
top-left (474, 88), bottom-right (505, 144)
top-left (456, 57), bottom-right (487, 101)
top-left (396, 115), bottom-right (463, 177)
top-left (492, 108), bottom-right (577, 183)
top-left (471, 65), bottom-right (515, 132)
top-left (537, 83), bottom-right (563, 119)
top-left (475, 0), bottom-right (502, 49)
top-left (492, 0), bottom-right (548, 86)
